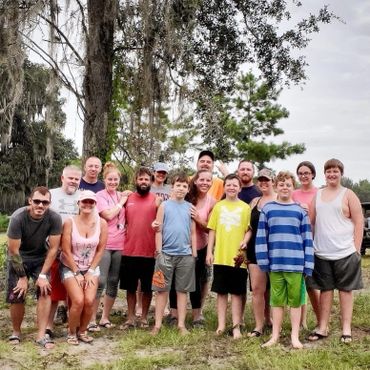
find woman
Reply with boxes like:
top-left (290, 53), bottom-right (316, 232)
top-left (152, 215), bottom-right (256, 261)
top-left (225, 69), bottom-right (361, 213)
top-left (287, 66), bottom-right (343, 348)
top-left (246, 168), bottom-right (276, 337)
top-left (88, 162), bottom-right (130, 331)
top-left (292, 161), bottom-right (320, 329)
top-left (150, 162), bottom-right (171, 201)
top-left (167, 170), bottom-right (216, 326)
top-left (61, 190), bottom-right (108, 345)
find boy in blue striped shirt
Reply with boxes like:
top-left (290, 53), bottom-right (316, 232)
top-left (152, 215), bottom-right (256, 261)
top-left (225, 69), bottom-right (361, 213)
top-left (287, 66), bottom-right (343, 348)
top-left (256, 171), bottom-right (314, 349)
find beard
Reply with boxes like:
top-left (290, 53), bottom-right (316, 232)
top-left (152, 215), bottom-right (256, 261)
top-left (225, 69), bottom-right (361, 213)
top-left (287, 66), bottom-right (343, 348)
top-left (136, 183), bottom-right (151, 195)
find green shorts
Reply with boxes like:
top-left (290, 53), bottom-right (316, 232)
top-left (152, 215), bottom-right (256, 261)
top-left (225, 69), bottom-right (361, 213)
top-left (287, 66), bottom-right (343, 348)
top-left (269, 271), bottom-right (305, 308)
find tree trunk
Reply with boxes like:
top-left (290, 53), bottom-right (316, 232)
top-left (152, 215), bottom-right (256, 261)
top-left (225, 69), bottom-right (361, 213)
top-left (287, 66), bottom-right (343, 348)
top-left (83, 0), bottom-right (116, 160)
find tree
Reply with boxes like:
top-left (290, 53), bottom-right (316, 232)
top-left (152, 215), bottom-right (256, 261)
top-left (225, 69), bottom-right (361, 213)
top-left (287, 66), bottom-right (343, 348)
top-left (342, 177), bottom-right (370, 202)
top-left (200, 72), bottom-right (305, 168)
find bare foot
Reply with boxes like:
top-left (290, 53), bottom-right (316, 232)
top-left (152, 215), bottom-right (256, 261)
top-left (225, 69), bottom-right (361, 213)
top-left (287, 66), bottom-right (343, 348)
top-left (291, 338), bottom-right (303, 349)
top-left (150, 326), bottom-right (161, 336)
top-left (261, 337), bottom-right (279, 348)
top-left (178, 326), bottom-right (189, 336)
top-left (232, 326), bottom-right (242, 340)
top-left (215, 327), bottom-right (225, 336)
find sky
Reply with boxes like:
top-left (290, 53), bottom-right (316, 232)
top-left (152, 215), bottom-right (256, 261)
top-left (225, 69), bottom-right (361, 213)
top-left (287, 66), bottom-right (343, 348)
top-left (61, 1), bottom-right (370, 186)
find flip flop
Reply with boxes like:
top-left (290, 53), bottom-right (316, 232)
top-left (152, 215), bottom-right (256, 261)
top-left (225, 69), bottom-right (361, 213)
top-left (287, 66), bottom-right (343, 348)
top-left (8, 335), bottom-right (21, 345)
top-left (308, 332), bottom-right (328, 341)
top-left (67, 335), bottom-right (79, 346)
top-left (99, 321), bottom-right (115, 329)
top-left (137, 320), bottom-right (149, 329)
top-left (247, 330), bottom-right (262, 338)
top-left (78, 332), bottom-right (94, 343)
top-left (36, 336), bottom-right (55, 349)
top-left (340, 335), bottom-right (352, 344)
top-left (119, 321), bottom-right (136, 330)
top-left (87, 322), bottom-right (101, 332)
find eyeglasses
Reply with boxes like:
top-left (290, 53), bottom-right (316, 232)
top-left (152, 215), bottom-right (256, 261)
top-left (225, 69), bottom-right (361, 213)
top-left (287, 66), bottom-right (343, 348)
top-left (32, 199), bottom-right (51, 206)
top-left (298, 172), bottom-right (312, 177)
top-left (80, 199), bottom-right (96, 205)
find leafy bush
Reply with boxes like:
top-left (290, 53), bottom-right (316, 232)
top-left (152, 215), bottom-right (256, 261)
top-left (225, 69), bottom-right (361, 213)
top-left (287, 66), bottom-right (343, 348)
top-left (0, 214), bottom-right (9, 232)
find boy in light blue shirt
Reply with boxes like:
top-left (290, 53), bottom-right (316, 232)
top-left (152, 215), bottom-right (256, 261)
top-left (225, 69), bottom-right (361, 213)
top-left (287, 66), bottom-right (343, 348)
top-left (151, 173), bottom-right (197, 335)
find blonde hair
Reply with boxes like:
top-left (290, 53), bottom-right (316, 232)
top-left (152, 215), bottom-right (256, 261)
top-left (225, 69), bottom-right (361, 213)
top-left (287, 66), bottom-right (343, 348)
top-left (103, 162), bottom-right (121, 179)
top-left (274, 171), bottom-right (297, 188)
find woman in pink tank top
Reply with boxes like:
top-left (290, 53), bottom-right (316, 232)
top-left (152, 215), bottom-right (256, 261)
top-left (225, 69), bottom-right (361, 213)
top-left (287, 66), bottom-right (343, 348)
top-left (61, 190), bottom-right (108, 345)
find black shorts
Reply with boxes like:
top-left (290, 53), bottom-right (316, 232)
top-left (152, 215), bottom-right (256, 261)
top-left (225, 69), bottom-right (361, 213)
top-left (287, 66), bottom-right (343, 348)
top-left (120, 256), bottom-right (155, 293)
top-left (211, 264), bottom-right (248, 295)
top-left (6, 258), bottom-right (46, 304)
top-left (310, 252), bottom-right (363, 291)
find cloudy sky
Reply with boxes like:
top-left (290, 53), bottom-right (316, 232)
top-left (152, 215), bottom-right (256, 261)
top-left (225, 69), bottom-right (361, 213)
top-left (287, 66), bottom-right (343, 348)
top-left (62, 1), bottom-right (370, 186)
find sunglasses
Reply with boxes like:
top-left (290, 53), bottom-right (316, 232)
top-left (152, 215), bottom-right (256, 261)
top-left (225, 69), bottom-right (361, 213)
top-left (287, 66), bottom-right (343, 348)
top-left (80, 199), bottom-right (96, 205)
top-left (32, 199), bottom-right (51, 206)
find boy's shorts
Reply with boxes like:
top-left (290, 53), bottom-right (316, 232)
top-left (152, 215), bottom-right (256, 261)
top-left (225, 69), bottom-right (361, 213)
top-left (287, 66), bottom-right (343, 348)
top-left (120, 256), bottom-right (155, 293)
top-left (152, 252), bottom-right (195, 292)
top-left (6, 258), bottom-right (46, 304)
top-left (310, 252), bottom-right (363, 291)
top-left (211, 264), bottom-right (248, 295)
top-left (269, 271), bottom-right (305, 308)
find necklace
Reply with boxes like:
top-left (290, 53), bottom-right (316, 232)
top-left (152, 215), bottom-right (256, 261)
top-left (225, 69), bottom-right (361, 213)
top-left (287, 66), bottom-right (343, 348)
top-left (107, 190), bottom-right (124, 230)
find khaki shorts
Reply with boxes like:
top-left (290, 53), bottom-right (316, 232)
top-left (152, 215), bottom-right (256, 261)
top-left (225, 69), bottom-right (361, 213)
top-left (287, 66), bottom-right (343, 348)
top-left (152, 253), bottom-right (195, 292)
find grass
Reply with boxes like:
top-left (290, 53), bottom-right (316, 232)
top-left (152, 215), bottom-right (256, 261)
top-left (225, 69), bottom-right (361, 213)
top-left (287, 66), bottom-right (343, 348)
top-left (0, 253), bottom-right (369, 369)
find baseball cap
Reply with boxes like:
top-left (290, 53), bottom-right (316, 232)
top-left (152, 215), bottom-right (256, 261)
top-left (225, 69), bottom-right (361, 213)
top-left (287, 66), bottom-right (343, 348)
top-left (257, 168), bottom-right (274, 180)
top-left (153, 162), bottom-right (169, 173)
top-left (198, 150), bottom-right (215, 161)
top-left (78, 190), bottom-right (97, 202)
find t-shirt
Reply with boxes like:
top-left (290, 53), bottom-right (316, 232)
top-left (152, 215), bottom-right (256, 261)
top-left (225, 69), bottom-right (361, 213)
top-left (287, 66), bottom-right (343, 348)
top-left (123, 192), bottom-right (157, 257)
top-left (292, 187), bottom-right (318, 209)
top-left (238, 185), bottom-right (261, 204)
top-left (194, 195), bottom-right (215, 250)
top-left (96, 189), bottom-right (125, 250)
top-left (7, 207), bottom-right (62, 262)
top-left (208, 177), bottom-right (224, 201)
top-left (162, 200), bottom-right (192, 255)
top-left (79, 178), bottom-right (105, 193)
top-left (150, 184), bottom-right (171, 201)
top-left (50, 187), bottom-right (80, 223)
top-left (207, 199), bottom-right (251, 268)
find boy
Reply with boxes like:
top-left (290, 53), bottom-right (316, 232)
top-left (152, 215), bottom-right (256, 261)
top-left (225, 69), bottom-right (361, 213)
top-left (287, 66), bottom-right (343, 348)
top-left (151, 173), bottom-right (197, 335)
top-left (256, 171), bottom-right (314, 348)
top-left (206, 174), bottom-right (251, 339)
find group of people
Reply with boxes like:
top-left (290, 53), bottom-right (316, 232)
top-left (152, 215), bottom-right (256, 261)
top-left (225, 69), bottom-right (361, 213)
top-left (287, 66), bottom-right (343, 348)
top-left (5, 151), bottom-right (364, 349)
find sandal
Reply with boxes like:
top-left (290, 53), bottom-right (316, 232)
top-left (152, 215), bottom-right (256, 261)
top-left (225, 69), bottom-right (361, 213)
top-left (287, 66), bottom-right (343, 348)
top-left (36, 336), bottom-right (55, 349)
top-left (45, 329), bottom-right (54, 339)
top-left (78, 332), bottom-right (94, 343)
top-left (137, 320), bottom-right (149, 329)
top-left (308, 332), bottom-right (328, 341)
top-left (119, 321), bottom-right (136, 330)
top-left (192, 319), bottom-right (206, 329)
top-left (99, 321), bottom-right (115, 329)
top-left (87, 322), bottom-right (101, 332)
top-left (8, 335), bottom-right (21, 345)
top-left (247, 329), bottom-right (262, 338)
top-left (67, 334), bottom-right (79, 346)
top-left (340, 335), bottom-right (352, 344)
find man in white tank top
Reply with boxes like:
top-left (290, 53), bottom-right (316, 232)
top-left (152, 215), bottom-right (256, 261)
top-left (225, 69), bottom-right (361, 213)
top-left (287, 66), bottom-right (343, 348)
top-left (308, 159), bottom-right (363, 344)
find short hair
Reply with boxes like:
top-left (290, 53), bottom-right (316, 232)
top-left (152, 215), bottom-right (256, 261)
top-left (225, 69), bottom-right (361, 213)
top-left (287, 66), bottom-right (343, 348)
top-left (274, 171), bottom-right (297, 188)
top-left (238, 159), bottom-right (254, 169)
top-left (324, 158), bottom-right (344, 175)
top-left (223, 173), bottom-right (242, 187)
top-left (62, 165), bottom-right (82, 176)
top-left (296, 161), bottom-right (316, 179)
top-left (135, 166), bottom-right (152, 180)
top-left (103, 161), bottom-right (121, 179)
top-left (171, 172), bottom-right (189, 185)
top-left (30, 186), bottom-right (51, 199)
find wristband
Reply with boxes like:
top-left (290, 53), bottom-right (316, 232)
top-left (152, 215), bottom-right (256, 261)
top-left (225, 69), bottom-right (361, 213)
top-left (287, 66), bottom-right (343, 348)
top-left (73, 270), bottom-right (81, 277)
top-left (88, 268), bottom-right (95, 274)
top-left (39, 273), bottom-right (48, 280)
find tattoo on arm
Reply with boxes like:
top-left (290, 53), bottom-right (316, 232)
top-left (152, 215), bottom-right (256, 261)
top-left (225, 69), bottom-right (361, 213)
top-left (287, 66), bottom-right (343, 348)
top-left (9, 254), bottom-right (26, 277)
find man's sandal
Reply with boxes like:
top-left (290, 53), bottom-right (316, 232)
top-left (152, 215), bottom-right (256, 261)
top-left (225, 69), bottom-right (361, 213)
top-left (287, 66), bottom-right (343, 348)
top-left (36, 336), bottom-right (55, 349)
top-left (119, 321), bottom-right (136, 330)
top-left (78, 332), bottom-right (94, 343)
top-left (8, 335), bottom-right (21, 345)
top-left (308, 332), bottom-right (328, 341)
top-left (247, 330), bottom-right (262, 338)
top-left (340, 335), bottom-right (352, 344)
top-left (87, 322), bottom-right (101, 332)
top-left (99, 321), bottom-right (115, 329)
top-left (67, 335), bottom-right (79, 345)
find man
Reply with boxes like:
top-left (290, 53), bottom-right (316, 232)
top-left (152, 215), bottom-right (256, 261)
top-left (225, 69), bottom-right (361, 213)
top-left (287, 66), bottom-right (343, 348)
top-left (237, 160), bottom-right (261, 204)
top-left (308, 158), bottom-right (363, 344)
top-left (79, 156), bottom-right (105, 192)
top-left (46, 165), bottom-right (82, 334)
top-left (196, 150), bottom-right (226, 201)
top-left (119, 167), bottom-right (159, 328)
top-left (6, 186), bottom-right (62, 349)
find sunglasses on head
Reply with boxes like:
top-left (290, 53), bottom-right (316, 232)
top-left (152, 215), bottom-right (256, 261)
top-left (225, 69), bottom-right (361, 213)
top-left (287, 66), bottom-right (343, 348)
top-left (32, 199), bottom-right (51, 206)
top-left (80, 199), bottom-right (96, 205)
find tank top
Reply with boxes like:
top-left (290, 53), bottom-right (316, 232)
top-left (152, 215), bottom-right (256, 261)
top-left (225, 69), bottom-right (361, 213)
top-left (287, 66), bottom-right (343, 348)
top-left (246, 197), bottom-right (261, 263)
top-left (314, 187), bottom-right (356, 260)
top-left (194, 194), bottom-right (214, 250)
top-left (62, 216), bottom-right (101, 270)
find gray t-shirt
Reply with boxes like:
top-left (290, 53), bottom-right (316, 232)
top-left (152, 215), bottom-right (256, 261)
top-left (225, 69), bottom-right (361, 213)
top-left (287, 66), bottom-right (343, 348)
top-left (7, 207), bottom-right (62, 262)
top-left (50, 187), bottom-right (80, 223)
top-left (150, 184), bottom-right (171, 201)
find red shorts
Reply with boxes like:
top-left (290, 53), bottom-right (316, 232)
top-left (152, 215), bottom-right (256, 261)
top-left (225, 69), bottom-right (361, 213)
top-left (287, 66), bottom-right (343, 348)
top-left (50, 259), bottom-right (67, 301)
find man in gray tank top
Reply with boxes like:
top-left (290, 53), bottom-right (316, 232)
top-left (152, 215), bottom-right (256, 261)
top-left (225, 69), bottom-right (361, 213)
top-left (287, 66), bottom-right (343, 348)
top-left (308, 159), bottom-right (363, 344)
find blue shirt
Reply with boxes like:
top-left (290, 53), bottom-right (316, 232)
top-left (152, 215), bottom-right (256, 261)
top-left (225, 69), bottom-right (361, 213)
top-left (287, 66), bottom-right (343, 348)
top-left (162, 200), bottom-right (192, 255)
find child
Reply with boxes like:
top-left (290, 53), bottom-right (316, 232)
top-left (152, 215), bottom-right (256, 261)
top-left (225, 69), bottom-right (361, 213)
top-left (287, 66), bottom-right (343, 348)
top-left (206, 174), bottom-right (251, 339)
top-left (256, 171), bottom-right (314, 349)
top-left (151, 173), bottom-right (197, 335)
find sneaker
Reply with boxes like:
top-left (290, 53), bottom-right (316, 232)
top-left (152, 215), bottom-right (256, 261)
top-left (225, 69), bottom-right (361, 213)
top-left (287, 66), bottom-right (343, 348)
top-left (55, 305), bottom-right (68, 325)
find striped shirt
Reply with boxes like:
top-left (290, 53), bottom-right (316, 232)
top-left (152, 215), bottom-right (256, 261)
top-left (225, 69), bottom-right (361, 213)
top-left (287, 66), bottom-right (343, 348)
top-left (255, 201), bottom-right (314, 276)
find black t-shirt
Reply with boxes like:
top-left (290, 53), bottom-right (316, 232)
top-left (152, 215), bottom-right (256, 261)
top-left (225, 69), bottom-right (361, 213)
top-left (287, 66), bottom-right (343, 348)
top-left (238, 185), bottom-right (261, 204)
top-left (7, 207), bottom-right (62, 262)
top-left (79, 178), bottom-right (105, 193)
